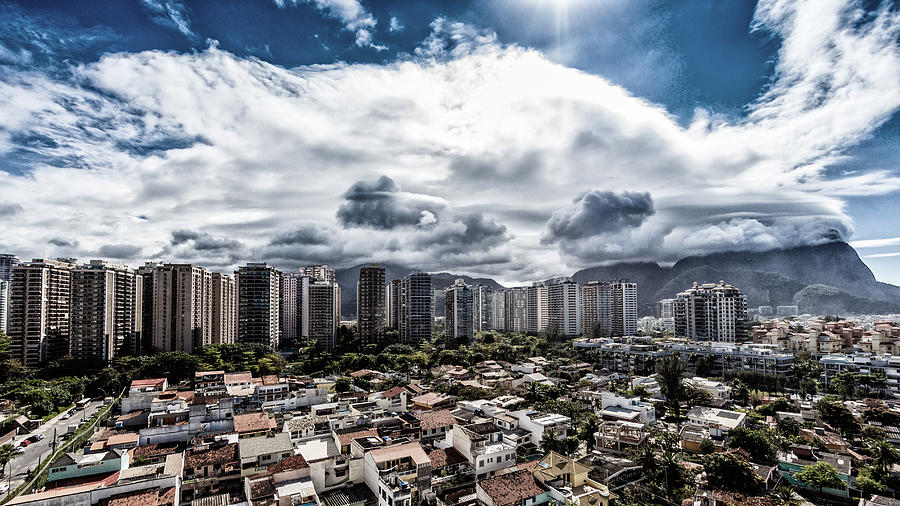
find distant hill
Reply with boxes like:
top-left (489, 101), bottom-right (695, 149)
top-left (334, 242), bottom-right (900, 319)
top-left (572, 242), bottom-right (900, 315)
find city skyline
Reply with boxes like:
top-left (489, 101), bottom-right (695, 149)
top-left (1, 1), bottom-right (900, 287)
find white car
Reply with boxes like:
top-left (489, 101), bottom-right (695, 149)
top-left (0, 482), bottom-right (9, 493)
top-left (14, 447), bottom-right (24, 454)
top-left (61, 412), bottom-right (72, 420)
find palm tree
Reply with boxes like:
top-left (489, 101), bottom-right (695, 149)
top-left (774, 486), bottom-right (802, 506)
top-left (0, 444), bottom-right (17, 475)
top-left (870, 439), bottom-right (900, 475)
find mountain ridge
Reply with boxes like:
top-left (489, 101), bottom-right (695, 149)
top-left (334, 242), bottom-right (900, 318)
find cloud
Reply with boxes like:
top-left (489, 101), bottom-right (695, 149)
top-left (274, 0), bottom-right (384, 50)
top-left (97, 244), bottom-right (143, 259)
top-left (48, 238), bottom-right (79, 248)
top-left (542, 191), bottom-right (654, 244)
top-left (337, 175), bottom-right (446, 229)
top-left (851, 237), bottom-right (900, 249)
top-left (389, 17), bottom-right (403, 33)
top-left (0, 1), bottom-right (899, 283)
top-left (139, 0), bottom-right (194, 38)
top-left (0, 202), bottom-right (23, 218)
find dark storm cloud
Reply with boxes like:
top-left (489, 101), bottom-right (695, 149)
top-left (0, 202), bottom-right (23, 218)
top-left (170, 229), bottom-right (242, 251)
top-left (97, 244), bottom-right (142, 259)
top-left (269, 224), bottom-right (332, 246)
top-left (48, 237), bottom-right (78, 248)
top-left (336, 175), bottom-right (445, 229)
top-left (542, 190), bottom-right (654, 244)
top-left (416, 212), bottom-right (509, 255)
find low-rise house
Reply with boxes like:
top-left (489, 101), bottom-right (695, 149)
top-left (595, 421), bottom-right (647, 455)
top-left (532, 452), bottom-right (613, 506)
top-left (580, 454), bottom-right (642, 492)
top-left (257, 375), bottom-right (290, 409)
top-left (679, 424), bottom-right (723, 453)
top-left (234, 412), bottom-right (277, 438)
top-left (182, 441), bottom-right (241, 502)
top-left (122, 378), bottom-right (168, 414)
top-left (284, 415), bottom-right (332, 442)
top-left (776, 445), bottom-right (851, 499)
top-left (684, 377), bottom-right (731, 403)
top-left (476, 469), bottom-right (548, 506)
top-left (48, 449), bottom-right (129, 484)
top-left (428, 447), bottom-right (468, 477)
top-left (239, 433), bottom-right (295, 476)
top-left (411, 392), bottom-right (457, 410)
top-left (685, 406), bottom-right (745, 438)
top-left (598, 393), bottom-right (655, 424)
top-left (364, 442), bottom-right (431, 506)
top-left (450, 422), bottom-right (516, 480)
top-left (415, 409), bottom-right (456, 445)
top-left (244, 454), bottom-right (317, 506)
top-left (296, 435), bottom-right (360, 492)
top-left (370, 386), bottom-right (409, 413)
top-left (195, 371), bottom-right (227, 395)
top-left (511, 410), bottom-right (572, 450)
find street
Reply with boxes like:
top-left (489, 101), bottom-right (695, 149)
top-left (1, 400), bottom-right (103, 499)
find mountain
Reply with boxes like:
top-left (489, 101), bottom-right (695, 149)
top-left (334, 263), bottom-right (505, 318)
top-left (332, 242), bottom-right (900, 319)
top-left (572, 242), bottom-right (900, 315)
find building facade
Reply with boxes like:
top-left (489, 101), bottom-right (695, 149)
top-left (674, 281), bottom-right (749, 342)
top-left (357, 265), bottom-right (386, 346)
top-left (548, 279), bottom-right (580, 337)
top-left (445, 279), bottom-right (474, 346)
top-left (526, 282), bottom-right (548, 334)
top-left (152, 264), bottom-right (212, 353)
top-left (308, 280), bottom-right (340, 352)
top-left (8, 258), bottom-right (76, 366)
top-left (473, 285), bottom-right (494, 332)
top-left (237, 263), bottom-right (280, 349)
top-left (280, 272), bottom-right (310, 345)
top-left (69, 260), bottom-right (142, 362)
top-left (210, 272), bottom-right (236, 345)
top-left (400, 272), bottom-right (433, 345)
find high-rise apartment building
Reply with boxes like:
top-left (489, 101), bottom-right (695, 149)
top-left (581, 281), bottom-right (637, 337)
top-left (657, 299), bottom-right (675, 319)
top-left (445, 279), bottom-right (474, 346)
top-left (0, 280), bottom-right (8, 333)
top-left (135, 262), bottom-right (159, 355)
top-left (0, 254), bottom-right (19, 283)
top-left (399, 272), bottom-right (433, 346)
top-left (308, 280), bottom-right (340, 351)
top-left (210, 272), bottom-right (236, 345)
top-left (473, 285), bottom-right (494, 332)
top-left (69, 260), bottom-right (142, 362)
top-left (9, 258), bottom-right (76, 366)
top-left (502, 287), bottom-right (528, 333)
top-left (387, 279), bottom-right (401, 331)
top-left (236, 263), bottom-right (280, 349)
top-left (301, 265), bottom-right (335, 284)
top-left (280, 272), bottom-right (310, 345)
top-left (674, 281), bottom-right (749, 342)
top-left (357, 265), bottom-right (386, 345)
top-left (548, 278), bottom-right (580, 337)
top-left (611, 281), bottom-right (638, 337)
top-left (152, 264), bottom-right (212, 353)
top-left (526, 282), bottom-right (549, 334)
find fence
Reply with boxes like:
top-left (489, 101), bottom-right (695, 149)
top-left (1, 392), bottom-right (123, 505)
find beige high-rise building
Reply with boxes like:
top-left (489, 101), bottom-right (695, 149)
top-left (8, 258), bottom-right (76, 366)
top-left (526, 282), bottom-right (548, 334)
top-left (301, 264), bottom-right (335, 284)
top-left (280, 272), bottom-right (310, 344)
top-left (210, 272), bottom-right (236, 345)
top-left (152, 264), bottom-right (212, 353)
top-left (308, 280), bottom-right (340, 351)
top-left (69, 260), bottom-right (142, 362)
top-left (0, 280), bottom-right (8, 333)
top-left (548, 278), bottom-right (580, 338)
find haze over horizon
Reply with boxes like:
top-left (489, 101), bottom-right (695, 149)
top-left (2, 0), bottom-right (900, 286)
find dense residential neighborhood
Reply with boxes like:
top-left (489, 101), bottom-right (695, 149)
top-left (2, 258), bottom-right (900, 506)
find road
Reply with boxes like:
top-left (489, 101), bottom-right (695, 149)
top-left (1, 400), bottom-right (104, 499)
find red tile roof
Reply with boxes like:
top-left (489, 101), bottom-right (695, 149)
top-left (184, 442), bottom-right (239, 469)
top-left (267, 454), bottom-right (310, 473)
top-left (130, 378), bottom-right (166, 389)
top-left (225, 372), bottom-right (252, 384)
top-left (414, 409), bottom-right (456, 431)
top-left (233, 412), bottom-right (276, 434)
top-left (428, 447), bottom-right (467, 469)
top-left (337, 429), bottom-right (379, 447)
top-left (478, 470), bottom-right (546, 506)
top-left (381, 386), bottom-right (407, 399)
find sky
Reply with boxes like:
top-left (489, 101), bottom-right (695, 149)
top-left (1, 0), bottom-right (900, 285)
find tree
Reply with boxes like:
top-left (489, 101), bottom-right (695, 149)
top-left (831, 369), bottom-right (858, 400)
top-left (334, 377), bottom-right (352, 394)
top-left (730, 379), bottom-right (750, 405)
top-left (869, 439), bottom-right (900, 476)
top-left (683, 384), bottom-right (713, 409)
top-left (702, 452), bottom-right (764, 494)
top-left (579, 414), bottom-right (599, 451)
top-left (727, 427), bottom-right (778, 464)
top-left (776, 416), bottom-right (801, 437)
top-left (698, 438), bottom-right (717, 454)
top-left (856, 467), bottom-right (886, 497)
top-left (656, 354), bottom-right (686, 422)
top-left (792, 350), bottom-right (822, 400)
top-left (773, 486), bottom-right (803, 506)
top-left (815, 398), bottom-right (861, 438)
top-left (795, 461), bottom-right (843, 498)
top-left (0, 444), bottom-right (18, 475)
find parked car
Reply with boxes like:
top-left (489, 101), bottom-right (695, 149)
top-left (27, 434), bottom-right (43, 442)
top-left (19, 440), bottom-right (31, 447)
top-left (0, 482), bottom-right (9, 493)
top-left (14, 446), bottom-right (25, 454)
top-left (61, 412), bottom-right (72, 420)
